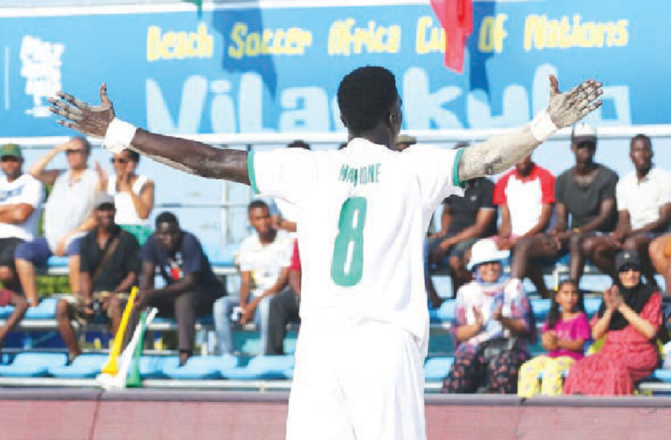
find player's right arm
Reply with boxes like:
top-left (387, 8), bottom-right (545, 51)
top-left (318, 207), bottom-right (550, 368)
top-left (49, 85), bottom-right (250, 185)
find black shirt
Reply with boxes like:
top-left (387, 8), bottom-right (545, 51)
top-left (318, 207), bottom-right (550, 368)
top-left (444, 177), bottom-right (497, 237)
top-left (555, 164), bottom-right (618, 231)
top-left (79, 226), bottom-right (141, 292)
top-left (141, 231), bottom-right (223, 298)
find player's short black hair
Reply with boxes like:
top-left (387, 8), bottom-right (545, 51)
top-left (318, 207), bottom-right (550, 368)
top-left (124, 148), bottom-right (141, 163)
top-left (155, 211), bottom-right (179, 228)
top-left (630, 133), bottom-right (652, 148)
top-left (248, 200), bottom-right (269, 213)
top-left (287, 140), bottom-right (311, 150)
top-left (337, 66), bottom-right (399, 133)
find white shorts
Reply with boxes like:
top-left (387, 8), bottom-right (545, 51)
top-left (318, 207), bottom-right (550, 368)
top-left (286, 319), bottom-right (426, 440)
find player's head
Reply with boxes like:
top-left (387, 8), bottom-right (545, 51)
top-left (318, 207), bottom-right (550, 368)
top-left (155, 211), bottom-right (181, 252)
top-left (629, 134), bottom-right (653, 174)
top-left (337, 66), bottom-right (401, 148)
top-left (248, 200), bottom-right (274, 237)
top-left (287, 140), bottom-right (311, 150)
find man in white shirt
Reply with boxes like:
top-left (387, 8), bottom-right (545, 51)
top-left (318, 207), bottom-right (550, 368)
top-left (583, 134), bottom-right (671, 285)
top-left (212, 200), bottom-right (293, 355)
top-left (50, 66), bottom-right (602, 440)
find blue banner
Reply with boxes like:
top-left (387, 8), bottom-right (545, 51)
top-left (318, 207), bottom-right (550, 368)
top-left (0, 1), bottom-right (669, 137)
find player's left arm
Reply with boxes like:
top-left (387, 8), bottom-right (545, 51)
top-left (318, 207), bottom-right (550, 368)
top-left (458, 75), bottom-right (602, 181)
top-left (49, 85), bottom-right (249, 185)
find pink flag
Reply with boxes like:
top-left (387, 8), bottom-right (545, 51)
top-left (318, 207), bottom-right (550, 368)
top-left (430, 0), bottom-right (473, 73)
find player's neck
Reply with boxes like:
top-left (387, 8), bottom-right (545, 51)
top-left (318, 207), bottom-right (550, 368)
top-left (348, 127), bottom-right (394, 150)
top-left (258, 228), bottom-right (277, 245)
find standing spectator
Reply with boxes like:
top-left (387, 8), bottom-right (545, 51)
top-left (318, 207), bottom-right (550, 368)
top-left (103, 148), bottom-right (155, 245)
top-left (55, 193), bottom-right (140, 361)
top-left (511, 124), bottom-right (618, 298)
top-left (137, 211), bottom-right (224, 365)
top-left (16, 137), bottom-right (98, 305)
top-left (213, 200), bottom-right (293, 356)
top-left (517, 280), bottom-right (589, 398)
top-left (395, 134), bottom-right (417, 152)
top-left (426, 165), bottom-right (497, 302)
top-left (564, 250), bottom-right (661, 396)
top-left (0, 144), bottom-right (43, 294)
top-left (442, 239), bottom-right (536, 394)
top-left (267, 240), bottom-right (301, 355)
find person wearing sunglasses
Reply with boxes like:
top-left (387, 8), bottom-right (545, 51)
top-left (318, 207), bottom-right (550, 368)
top-left (15, 137), bottom-right (98, 306)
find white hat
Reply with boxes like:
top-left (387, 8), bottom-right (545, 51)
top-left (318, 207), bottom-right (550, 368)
top-left (571, 123), bottom-right (597, 144)
top-left (467, 239), bottom-right (510, 271)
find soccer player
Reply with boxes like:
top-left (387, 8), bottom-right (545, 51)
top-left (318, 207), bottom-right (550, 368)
top-left (49, 66), bottom-right (602, 440)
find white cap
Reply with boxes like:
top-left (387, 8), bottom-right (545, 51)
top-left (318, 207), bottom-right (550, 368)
top-left (467, 239), bottom-right (510, 271)
top-left (571, 123), bottom-right (597, 144)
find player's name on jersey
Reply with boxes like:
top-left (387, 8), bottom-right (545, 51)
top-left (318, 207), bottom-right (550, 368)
top-left (339, 163), bottom-right (381, 187)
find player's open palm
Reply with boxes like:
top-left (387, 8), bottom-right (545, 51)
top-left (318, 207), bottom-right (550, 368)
top-left (545, 75), bottom-right (603, 129)
top-left (49, 83), bottom-right (116, 138)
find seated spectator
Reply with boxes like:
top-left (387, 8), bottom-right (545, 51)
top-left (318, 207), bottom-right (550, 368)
top-left (564, 250), bottom-right (661, 396)
top-left (55, 193), bottom-right (140, 361)
top-left (442, 239), bottom-right (535, 394)
top-left (394, 134), bottom-right (417, 151)
top-left (0, 144), bottom-right (43, 294)
top-left (650, 234), bottom-right (671, 295)
top-left (584, 134), bottom-right (671, 288)
top-left (103, 148), bottom-right (155, 245)
top-left (137, 212), bottom-right (223, 365)
top-left (517, 280), bottom-right (589, 398)
top-left (16, 137), bottom-right (98, 305)
top-left (267, 240), bottom-right (301, 355)
top-left (426, 168), bottom-right (497, 303)
top-left (213, 200), bottom-right (293, 356)
top-left (512, 124), bottom-right (618, 298)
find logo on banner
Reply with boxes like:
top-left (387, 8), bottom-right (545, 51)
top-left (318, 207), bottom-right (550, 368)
top-left (19, 36), bottom-right (65, 118)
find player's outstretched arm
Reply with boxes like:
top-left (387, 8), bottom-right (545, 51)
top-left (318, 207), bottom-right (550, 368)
top-left (49, 84), bottom-right (250, 185)
top-left (458, 75), bottom-right (602, 181)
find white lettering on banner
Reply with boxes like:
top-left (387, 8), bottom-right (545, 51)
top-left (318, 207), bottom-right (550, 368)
top-left (19, 36), bottom-right (64, 118)
top-left (146, 65), bottom-right (632, 133)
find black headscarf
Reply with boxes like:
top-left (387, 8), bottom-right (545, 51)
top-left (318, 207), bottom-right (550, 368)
top-left (597, 279), bottom-right (655, 331)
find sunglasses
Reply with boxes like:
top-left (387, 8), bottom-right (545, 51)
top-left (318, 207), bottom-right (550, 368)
top-left (66, 149), bottom-right (85, 155)
top-left (618, 264), bottom-right (640, 273)
top-left (110, 158), bottom-right (128, 164)
top-left (0, 156), bottom-right (19, 162)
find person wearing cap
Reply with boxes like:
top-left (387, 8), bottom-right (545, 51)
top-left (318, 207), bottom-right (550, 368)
top-left (583, 134), bottom-right (671, 289)
top-left (55, 192), bottom-right (140, 361)
top-left (442, 239), bottom-right (536, 394)
top-left (511, 123), bottom-right (618, 298)
top-left (394, 134), bottom-right (417, 151)
top-left (564, 249), bottom-right (662, 395)
top-left (15, 136), bottom-right (99, 306)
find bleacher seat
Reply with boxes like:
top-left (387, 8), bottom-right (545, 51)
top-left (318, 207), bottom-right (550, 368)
top-left (424, 357), bottom-right (454, 382)
top-left (205, 244), bottom-right (237, 268)
top-left (221, 355), bottom-right (294, 380)
top-left (137, 355), bottom-right (180, 379)
top-left (434, 300), bottom-right (455, 322)
top-left (25, 297), bottom-right (59, 319)
top-left (531, 298), bottom-right (551, 321)
top-left (652, 369), bottom-right (671, 382)
top-left (48, 353), bottom-right (108, 378)
top-left (584, 296), bottom-right (602, 316)
top-left (0, 352), bottom-right (67, 377)
top-left (162, 355), bottom-right (238, 380)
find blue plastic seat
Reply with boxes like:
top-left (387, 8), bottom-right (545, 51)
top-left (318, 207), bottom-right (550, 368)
top-left (48, 353), bottom-right (108, 378)
top-left (424, 357), bottom-right (454, 381)
top-left (25, 297), bottom-right (59, 319)
top-left (0, 352), bottom-right (67, 377)
top-left (222, 355), bottom-right (294, 380)
top-left (205, 244), bottom-right (237, 268)
top-left (435, 300), bottom-right (456, 322)
top-left (46, 256), bottom-right (69, 268)
top-left (652, 369), bottom-right (671, 382)
top-left (584, 296), bottom-right (602, 316)
top-left (531, 298), bottom-right (551, 321)
top-left (137, 355), bottom-right (180, 379)
top-left (162, 355), bottom-right (237, 379)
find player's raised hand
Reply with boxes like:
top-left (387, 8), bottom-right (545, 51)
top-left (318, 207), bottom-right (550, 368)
top-left (545, 75), bottom-right (603, 129)
top-left (49, 83), bottom-right (116, 138)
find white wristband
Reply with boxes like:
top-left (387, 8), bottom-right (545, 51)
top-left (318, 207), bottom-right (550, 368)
top-left (103, 118), bottom-right (137, 154)
top-left (529, 110), bottom-right (558, 143)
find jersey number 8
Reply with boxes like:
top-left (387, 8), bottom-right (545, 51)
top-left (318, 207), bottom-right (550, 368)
top-left (331, 197), bottom-right (367, 286)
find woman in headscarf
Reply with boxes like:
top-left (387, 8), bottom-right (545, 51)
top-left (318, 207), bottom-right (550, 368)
top-left (442, 239), bottom-right (536, 394)
top-left (564, 249), bottom-right (662, 395)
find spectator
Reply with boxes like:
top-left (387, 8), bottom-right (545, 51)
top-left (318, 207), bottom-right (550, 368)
top-left (0, 144), bottom-right (43, 294)
top-left (511, 124), bottom-right (618, 298)
top-left (55, 193), bottom-right (140, 361)
top-left (395, 134), bottom-right (417, 151)
top-left (103, 148), bottom-right (155, 245)
top-left (650, 235), bottom-right (671, 296)
top-left (564, 250), bottom-right (661, 395)
top-left (517, 280), bottom-right (589, 398)
top-left (442, 239), bottom-right (535, 394)
top-left (137, 211), bottom-right (224, 365)
top-left (267, 240), bottom-right (301, 355)
top-left (16, 137), bottom-right (98, 305)
top-left (213, 200), bottom-right (293, 356)
top-left (582, 134), bottom-right (671, 288)
top-left (426, 150), bottom-right (497, 301)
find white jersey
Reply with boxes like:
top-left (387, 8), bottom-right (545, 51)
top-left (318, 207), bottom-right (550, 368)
top-left (249, 139), bottom-right (463, 347)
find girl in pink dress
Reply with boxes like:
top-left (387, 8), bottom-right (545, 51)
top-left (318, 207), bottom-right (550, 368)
top-left (564, 250), bottom-right (662, 395)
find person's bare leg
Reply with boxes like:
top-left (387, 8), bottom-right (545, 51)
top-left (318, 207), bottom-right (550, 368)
top-left (0, 293), bottom-right (28, 346)
top-left (568, 233), bottom-right (589, 287)
top-left (55, 299), bottom-right (80, 359)
top-left (527, 264), bottom-right (550, 298)
top-left (68, 255), bottom-right (80, 293)
top-left (581, 236), bottom-right (617, 281)
top-left (15, 259), bottom-right (38, 306)
top-left (0, 267), bottom-right (21, 293)
top-left (107, 295), bottom-right (123, 335)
